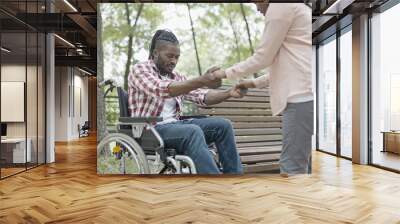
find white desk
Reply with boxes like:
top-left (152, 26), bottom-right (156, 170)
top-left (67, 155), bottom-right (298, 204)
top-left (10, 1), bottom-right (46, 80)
top-left (1, 138), bottom-right (31, 163)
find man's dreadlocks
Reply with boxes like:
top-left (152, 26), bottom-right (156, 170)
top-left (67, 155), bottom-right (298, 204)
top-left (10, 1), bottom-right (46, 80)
top-left (148, 29), bottom-right (179, 60)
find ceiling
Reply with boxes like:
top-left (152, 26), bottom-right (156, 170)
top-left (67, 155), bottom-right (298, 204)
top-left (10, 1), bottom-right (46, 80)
top-left (0, 0), bottom-right (397, 75)
top-left (311, 0), bottom-right (391, 43)
top-left (0, 0), bottom-right (97, 75)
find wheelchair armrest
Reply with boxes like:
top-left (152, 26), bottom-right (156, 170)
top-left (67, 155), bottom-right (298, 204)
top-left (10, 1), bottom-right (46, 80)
top-left (180, 115), bottom-right (209, 120)
top-left (118, 117), bottom-right (163, 139)
top-left (119, 116), bottom-right (163, 124)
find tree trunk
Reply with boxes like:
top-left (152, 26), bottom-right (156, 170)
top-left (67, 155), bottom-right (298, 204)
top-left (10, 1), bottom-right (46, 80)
top-left (97, 7), bottom-right (107, 143)
top-left (240, 3), bottom-right (254, 55)
top-left (124, 3), bottom-right (143, 90)
top-left (187, 3), bottom-right (202, 76)
top-left (228, 10), bottom-right (241, 61)
top-left (240, 3), bottom-right (257, 78)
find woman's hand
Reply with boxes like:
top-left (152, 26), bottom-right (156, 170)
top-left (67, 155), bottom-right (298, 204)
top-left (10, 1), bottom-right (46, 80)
top-left (236, 80), bottom-right (256, 89)
top-left (229, 84), bottom-right (248, 98)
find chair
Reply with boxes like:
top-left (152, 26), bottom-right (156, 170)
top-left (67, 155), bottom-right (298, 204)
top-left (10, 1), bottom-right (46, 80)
top-left (79, 121), bottom-right (90, 138)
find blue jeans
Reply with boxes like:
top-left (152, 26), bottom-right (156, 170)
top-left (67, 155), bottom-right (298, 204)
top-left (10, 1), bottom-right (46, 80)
top-left (155, 117), bottom-right (243, 174)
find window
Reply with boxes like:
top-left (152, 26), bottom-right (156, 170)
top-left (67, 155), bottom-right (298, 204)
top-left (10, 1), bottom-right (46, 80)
top-left (371, 3), bottom-right (400, 171)
top-left (318, 36), bottom-right (337, 154)
top-left (340, 28), bottom-right (352, 158)
top-left (0, 1), bottom-right (47, 179)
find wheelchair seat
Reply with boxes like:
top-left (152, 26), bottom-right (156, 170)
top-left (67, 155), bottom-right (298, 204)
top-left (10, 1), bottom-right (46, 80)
top-left (116, 87), bottom-right (172, 160)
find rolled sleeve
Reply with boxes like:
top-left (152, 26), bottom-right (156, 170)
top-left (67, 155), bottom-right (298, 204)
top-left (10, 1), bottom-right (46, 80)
top-left (184, 88), bottom-right (209, 106)
top-left (177, 75), bottom-right (209, 106)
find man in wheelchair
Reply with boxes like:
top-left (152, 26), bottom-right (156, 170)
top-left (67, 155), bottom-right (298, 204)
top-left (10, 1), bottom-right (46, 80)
top-left (128, 30), bottom-right (246, 174)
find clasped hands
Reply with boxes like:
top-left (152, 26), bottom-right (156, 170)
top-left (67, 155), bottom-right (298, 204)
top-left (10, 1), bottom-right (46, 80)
top-left (199, 66), bottom-right (255, 98)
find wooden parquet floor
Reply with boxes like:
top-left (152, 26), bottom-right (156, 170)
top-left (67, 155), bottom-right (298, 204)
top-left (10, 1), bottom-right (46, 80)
top-left (1, 134), bottom-right (400, 224)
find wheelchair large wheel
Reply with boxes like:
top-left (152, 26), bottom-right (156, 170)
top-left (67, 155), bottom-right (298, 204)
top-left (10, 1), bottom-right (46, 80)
top-left (97, 133), bottom-right (150, 174)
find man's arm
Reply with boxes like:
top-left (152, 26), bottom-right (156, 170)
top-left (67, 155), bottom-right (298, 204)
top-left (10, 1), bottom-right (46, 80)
top-left (168, 67), bottom-right (221, 97)
top-left (204, 85), bottom-right (247, 105)
top-left (130, 65), bottom-right (221, 99)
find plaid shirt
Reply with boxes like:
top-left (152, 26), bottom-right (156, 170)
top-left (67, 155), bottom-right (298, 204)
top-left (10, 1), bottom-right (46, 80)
top-left (128, 60), bottom-right (209, 119)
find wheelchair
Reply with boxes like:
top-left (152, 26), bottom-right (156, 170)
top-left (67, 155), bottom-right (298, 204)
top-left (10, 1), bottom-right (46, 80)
top-left (97, 79), bottom-right (220, 174)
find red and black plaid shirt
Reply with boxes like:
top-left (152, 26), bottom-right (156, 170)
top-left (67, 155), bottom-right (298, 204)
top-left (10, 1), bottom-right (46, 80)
top-left (128, 60), bottom-right (209, 119)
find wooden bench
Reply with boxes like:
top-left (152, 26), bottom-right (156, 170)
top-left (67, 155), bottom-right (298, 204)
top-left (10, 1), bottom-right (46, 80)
top-left (198, 87), bottom-right (282, 173)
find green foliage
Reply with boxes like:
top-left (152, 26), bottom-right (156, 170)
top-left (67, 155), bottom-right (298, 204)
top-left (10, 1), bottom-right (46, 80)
top-left (98, 156), bottom-right (120, 174)
top-left (183, 102), bottom-right (198, 116)
top-left (103, 88), bottom-right (119, 128)
top-left (125, 157), bottom-right (140, 174)
top-left (100, 3), bottom-right (264, 127)
top-left (101, 2), bottom-right (262, 80)
top-left (101, 3), bottom-right (164, 80)
top-left (97, 154), bottom-right (140, 174)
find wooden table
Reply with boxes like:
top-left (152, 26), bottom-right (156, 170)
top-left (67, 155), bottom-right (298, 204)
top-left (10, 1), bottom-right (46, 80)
top-left (382, 131), bottom-right (400, 154)
top-left (1, 138), bottom-right (32, 165)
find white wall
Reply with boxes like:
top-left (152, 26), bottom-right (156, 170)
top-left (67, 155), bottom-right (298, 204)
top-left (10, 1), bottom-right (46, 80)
top-left (55, 67), bottom-right (69, 141)
top-left (55, 67), bottom-right (89, 141)
top-left (1, 65), bottom-right (26, 139)
top-left (1, 64), bottom-right (46, 164)
top-left (72, 72), bottom-right (89, 138)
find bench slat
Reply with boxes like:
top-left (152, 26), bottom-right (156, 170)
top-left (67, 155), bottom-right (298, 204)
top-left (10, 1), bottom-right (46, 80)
top-left (203, 102), bottom-right (270, 109)
top-left (232, 122), bottom-right (282, 129)
top-left (243, 87), bottom-right (269, 93)
top-left (235, 128), bottom-right (282, 136)
top-left (224, 116), bottom-right (282, 122)
top-left (243, 162), bottom-right (280, 173)
top-left (226, 96), bottom-right (269, 102)
top-left (239, 146), bottom-right (282, 156)
top-left (245, 92), bottom-right (269, 97)
top-left (237, 141), bottom-right (282, 148)
top-left (199, 109), bottom-right (272, 116)
top-left (241, 153), bottom-right (280, 164)
top-left (236, 135), bottom-right (282, 143)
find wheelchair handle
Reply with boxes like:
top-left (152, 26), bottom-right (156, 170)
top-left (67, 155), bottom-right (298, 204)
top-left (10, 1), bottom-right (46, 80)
top-left (104, 86), bottom-right (114, 98)
top-left (99, 79), bottom-right (117, 98)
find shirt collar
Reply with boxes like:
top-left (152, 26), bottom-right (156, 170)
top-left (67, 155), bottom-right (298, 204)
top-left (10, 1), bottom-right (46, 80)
top-left (148, 60), bottom-right (176, 79)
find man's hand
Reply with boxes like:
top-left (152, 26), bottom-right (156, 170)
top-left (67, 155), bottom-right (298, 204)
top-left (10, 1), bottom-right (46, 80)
top-left (204, 85), bottom-right (247, 105)
top-left (199, 66), bottom-right (222, 89)
top-left (168, 66), bottom-right (222, 97)
top-left (236, 80), bottom-right (256, 89)
top-left (229, 84), bottom-right (248, 98)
